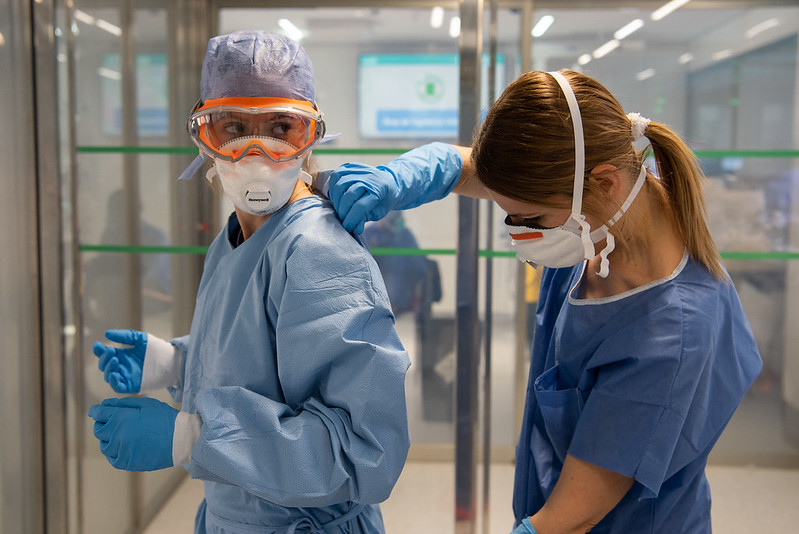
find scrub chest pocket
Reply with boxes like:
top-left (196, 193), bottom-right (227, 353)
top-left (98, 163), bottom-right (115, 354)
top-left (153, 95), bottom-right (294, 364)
top-left (534, 364), bottom-right (586, 462)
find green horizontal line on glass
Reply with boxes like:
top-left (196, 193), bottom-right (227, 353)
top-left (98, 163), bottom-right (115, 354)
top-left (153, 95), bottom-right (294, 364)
top-left (79, 244), bottom-right (209, 254)
top-left (77, 244), bottom-right (799, 261)
top-left (77, 244), bottom-right (510, 257)
top-left (75, 146), bottom-right (799, 158)
top-left (76, 146), bottom-right (410, 156)
top-left (694, 150), bottom-right (799, 158)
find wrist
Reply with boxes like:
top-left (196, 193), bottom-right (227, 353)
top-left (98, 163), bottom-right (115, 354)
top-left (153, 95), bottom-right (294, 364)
top-left (172, 411), bottom-right (202, 467)
top-left (141, 335), bottom-right (182, 391)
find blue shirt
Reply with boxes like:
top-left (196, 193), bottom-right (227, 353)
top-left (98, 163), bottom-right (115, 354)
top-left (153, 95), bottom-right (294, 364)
top-left (513, 253), bottom-right (762, 533)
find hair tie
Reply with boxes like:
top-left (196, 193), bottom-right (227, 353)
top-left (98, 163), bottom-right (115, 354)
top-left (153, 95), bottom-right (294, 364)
top-left (627, 112), bottom-right (651, 142)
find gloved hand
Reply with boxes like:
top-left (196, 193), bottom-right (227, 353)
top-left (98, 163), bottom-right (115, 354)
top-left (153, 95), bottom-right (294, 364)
top-left (93, 329), bottom-right (148, 394)
top-left (327, 142), bottom-right (463, 234)
top-left (88, 396), bottom-right (177, 471)
top-left (510, 518), bottom-right (537, 534)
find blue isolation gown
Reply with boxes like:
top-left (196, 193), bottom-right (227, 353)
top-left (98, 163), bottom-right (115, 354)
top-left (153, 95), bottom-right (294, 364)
top-left (169, 196), bottom-right (411, 533)
top-left (513, 253), bottom-right (762, 533)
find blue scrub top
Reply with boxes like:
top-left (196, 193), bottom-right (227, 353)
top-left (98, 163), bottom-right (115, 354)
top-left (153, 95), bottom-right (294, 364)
top-left (170, 196), bottom-right (411, 533)
top-left (513, 253), bottom-right (762, 533)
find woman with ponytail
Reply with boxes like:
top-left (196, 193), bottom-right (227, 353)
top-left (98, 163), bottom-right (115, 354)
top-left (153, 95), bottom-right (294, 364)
top-left (323, 69), bottom-right (762, 533)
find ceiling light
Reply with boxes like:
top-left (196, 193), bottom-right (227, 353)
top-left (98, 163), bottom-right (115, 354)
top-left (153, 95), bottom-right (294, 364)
top-left (0, 33), bottom-right (5, 46)
top-left (449, 16), bottom-right (460, 39)
top-left (636, 68), bottom-right (656, 81)
top-left (531, 15), bottom-right (554, 38)
top-left (592, 39), bottom-right (620, 59)
top-left (95, 18), bottom-right (122, 36)
top-left (712, 49), bottom-right (733, 61)
top-left (577, 54), bottom-right (592, 66)
top-left (614, 19), bottom-right (644, 40)
top-left (651, 0), bottom-right (691, 22)
top-left (278, 18), bottom-right (304, 41)
top-left (745, 18), bottom-right (780, 40)
top-left (97, 67), bottom-right (121, 81)
top-left (73, 9), bottom-right (96, 25)
top-left (430, 7), bottom-right (444, 29)
top-left (678, 53), bottom-right (693, 64)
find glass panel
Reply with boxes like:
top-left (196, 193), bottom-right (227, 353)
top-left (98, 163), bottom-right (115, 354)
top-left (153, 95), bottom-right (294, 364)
top-left (69, 4), bottom-right (183, 533)
top-left (218, 6), bottom-right (523, 459)
top-left (527, 4), bottom-right (799, 467)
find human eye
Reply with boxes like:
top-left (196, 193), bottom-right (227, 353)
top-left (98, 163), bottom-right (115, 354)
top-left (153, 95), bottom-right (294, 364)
top-left (522, 217), bottom-right (544, 228)
top-left (267, 114), bottom-right (307, 140)
top-left (222, 120), bottom-right (247, 136)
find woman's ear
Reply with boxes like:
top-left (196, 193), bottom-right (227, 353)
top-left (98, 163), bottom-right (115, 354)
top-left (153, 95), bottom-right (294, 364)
top-left (588, 164), bottom-right (622, 196)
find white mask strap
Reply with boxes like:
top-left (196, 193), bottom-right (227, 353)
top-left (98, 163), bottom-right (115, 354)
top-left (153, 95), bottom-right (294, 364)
top-left (592, 164), bottom-right (647, 278)
top-left (548, 71), bottom-right (593, 260)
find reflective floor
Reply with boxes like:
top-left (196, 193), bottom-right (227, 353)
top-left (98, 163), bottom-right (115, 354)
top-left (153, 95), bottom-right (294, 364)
top-left (145, 463), bottom-right (799, 534)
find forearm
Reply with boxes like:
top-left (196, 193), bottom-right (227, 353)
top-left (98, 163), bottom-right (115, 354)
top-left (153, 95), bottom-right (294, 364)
top-left (450, 145), bottom-right (492, 200)
top-left (529, 454), bottom-right (634, 534)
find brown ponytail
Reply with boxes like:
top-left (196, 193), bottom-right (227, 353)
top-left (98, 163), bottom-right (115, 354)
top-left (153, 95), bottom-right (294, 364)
top-left (643, 123), bottom-right (725, 279)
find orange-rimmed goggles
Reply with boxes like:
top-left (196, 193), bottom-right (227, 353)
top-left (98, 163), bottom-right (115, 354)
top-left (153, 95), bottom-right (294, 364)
top-left (187, 97), bottom-right (326, 163)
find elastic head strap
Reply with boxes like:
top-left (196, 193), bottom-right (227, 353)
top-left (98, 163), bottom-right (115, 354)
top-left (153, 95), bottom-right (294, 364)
top-left (548, 71), bottom-right (593, 259)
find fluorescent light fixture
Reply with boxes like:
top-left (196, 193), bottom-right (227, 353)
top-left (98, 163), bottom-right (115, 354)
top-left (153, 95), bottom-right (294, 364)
top-left (577, 54), bottom-right (592, 66)
top-left (97, 67), bottom-right (121, 81)
top-left (651, 0), bottom-right (691, 22)
top-left (678, 53), bottom-right (693, 64)
top-left (278, 18), bottom-right (304, 41)
top-left (430, 6), bottom-right (444, 29)
top-left (73, 9), bottom-right (96, 25)
top-left (745, 18), bottom-right (780, 40)
top-left (592, 39), bottom-right (620, 59)
top-left (96, 18), bottom-right (122, 36)
top-left (636, 68), bottom-right (656, 81)
top-left (614, 19), bottom-right (644, 40)
top-left (712, 49), bottom-right (733, 61)
top-left (449, 16), bottom-right (461, 38)
top-left (0, 32), bottom-right (5, 47)
top-left (532, 15), bottom-right (554, 38)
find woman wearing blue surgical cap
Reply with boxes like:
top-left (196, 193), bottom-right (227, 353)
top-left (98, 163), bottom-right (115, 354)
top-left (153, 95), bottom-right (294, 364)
top-left (323, 70), bottom-right (762, 533)
top-left (88, 31), bottom-right (410, 533)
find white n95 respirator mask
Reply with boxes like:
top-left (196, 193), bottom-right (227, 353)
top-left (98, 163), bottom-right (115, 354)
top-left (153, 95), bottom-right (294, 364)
top-left (506, 216), bottom-right (597, 269)
top-left (207, 137), bottom-right (310, 216)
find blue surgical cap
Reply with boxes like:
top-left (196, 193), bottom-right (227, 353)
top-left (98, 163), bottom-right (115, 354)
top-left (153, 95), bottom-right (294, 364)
top-left (200, 31), bottom-right (315, 102)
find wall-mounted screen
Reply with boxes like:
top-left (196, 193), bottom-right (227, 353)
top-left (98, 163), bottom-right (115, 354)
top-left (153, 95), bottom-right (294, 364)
top-left (358, 53), bottom-right (504, 139)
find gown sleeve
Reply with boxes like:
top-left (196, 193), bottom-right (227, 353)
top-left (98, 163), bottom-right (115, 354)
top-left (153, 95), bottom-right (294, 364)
top-left (186, 234), bottom-right (411, 508)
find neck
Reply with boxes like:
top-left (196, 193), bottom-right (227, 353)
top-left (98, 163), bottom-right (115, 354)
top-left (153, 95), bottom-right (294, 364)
top-left (580, 180), bottom-right (685, 298)
top-left (235, 180), bottom-right (314, 240)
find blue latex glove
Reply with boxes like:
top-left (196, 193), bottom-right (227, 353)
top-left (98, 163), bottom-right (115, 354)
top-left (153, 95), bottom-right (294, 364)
top-left (327, 142), bottom-right (463, 234)
top-left (88, 396), bottom-right (177, 471)
top-left (93, 329), bottom-right (148, 394)
top-left (510, 518), bottom-right (537, 534)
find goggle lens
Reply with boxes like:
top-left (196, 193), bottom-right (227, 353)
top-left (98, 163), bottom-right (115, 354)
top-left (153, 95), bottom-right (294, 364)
top-left (187, 98), bottom-right (325, 163)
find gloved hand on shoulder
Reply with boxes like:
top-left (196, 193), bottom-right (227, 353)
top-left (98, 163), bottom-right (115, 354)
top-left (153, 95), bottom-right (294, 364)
top-left (325, 142), bottom-right (463, 234)
top-left (88, 396), bottom-right (177, 471)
